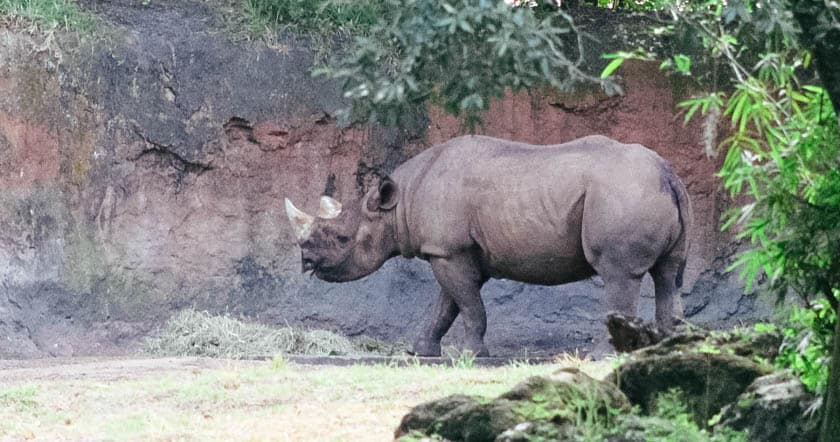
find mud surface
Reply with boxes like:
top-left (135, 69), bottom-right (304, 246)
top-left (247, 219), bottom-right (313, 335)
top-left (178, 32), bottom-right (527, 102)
top-left (0, 2), bottom-right (770, 359)
top-left (0, 357), bottom-right (263, 383)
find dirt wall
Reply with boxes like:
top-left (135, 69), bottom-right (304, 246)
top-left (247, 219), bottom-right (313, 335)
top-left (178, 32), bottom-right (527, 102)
top-left (0, 1), bottom-right (769, 358)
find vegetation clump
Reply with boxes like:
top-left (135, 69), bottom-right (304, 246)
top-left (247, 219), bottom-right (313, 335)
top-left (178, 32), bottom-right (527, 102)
top-left (143, 309), bottom-right (404, 358)
top-left (321, 0), bottom-right (619, 129)
top-left (0, 0), bottom-right (97, 32)
top-left (244, 0), bottom-right (386, 36)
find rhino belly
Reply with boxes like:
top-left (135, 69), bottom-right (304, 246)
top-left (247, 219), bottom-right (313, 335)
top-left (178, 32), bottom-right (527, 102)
top-left (480, 247), bottom-right (595, 285)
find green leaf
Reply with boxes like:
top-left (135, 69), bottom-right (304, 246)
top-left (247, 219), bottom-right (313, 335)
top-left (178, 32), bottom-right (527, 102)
top-left (673, 54), bottom-right (691, 73)
top-left (600, 58), bottom-right (625, 79)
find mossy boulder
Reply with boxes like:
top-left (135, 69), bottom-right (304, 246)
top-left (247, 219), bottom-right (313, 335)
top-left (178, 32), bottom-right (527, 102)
top-left (608, 350), bottom-right (769, 426)
top-left (609, 351), bottom-right (770, 425)
top-left (395, 368), bottom-right (629, 442)
top-left (631, 324), bottom-right (782, 362)
top-left (717, 372), bottom-right (819, 442)
top-left (605, 320), bottom-right (782, 426)
top-left (501, 368), bottom-right (631, 421)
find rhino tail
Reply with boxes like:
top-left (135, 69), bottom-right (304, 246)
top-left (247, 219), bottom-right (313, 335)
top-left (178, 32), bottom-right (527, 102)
top-left (675, 255), bottom-right (687, 288)
top-left (664, 164), bottom-right (693, 289)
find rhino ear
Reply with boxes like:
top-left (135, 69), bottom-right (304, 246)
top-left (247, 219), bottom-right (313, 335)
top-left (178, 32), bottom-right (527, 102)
top-left (365, 176), bottom-right (399, 213)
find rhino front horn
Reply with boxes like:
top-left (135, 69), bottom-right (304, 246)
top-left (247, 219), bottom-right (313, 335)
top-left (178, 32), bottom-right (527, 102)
top-left (284, 198), bottom-right (315, 241)
top-left (317, 196), bottom-right (342, 219)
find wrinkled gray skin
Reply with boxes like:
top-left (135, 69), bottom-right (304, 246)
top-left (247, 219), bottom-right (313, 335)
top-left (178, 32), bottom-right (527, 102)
top-left (292, 135), bottom-right (692, 357)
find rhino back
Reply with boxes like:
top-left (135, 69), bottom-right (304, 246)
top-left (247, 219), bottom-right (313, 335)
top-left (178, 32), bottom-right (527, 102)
top-left (391, 135), bottom-right (676, 283)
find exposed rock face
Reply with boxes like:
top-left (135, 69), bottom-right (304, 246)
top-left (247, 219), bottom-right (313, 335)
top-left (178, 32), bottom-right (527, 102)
top-left (0, 1), bottom-right (772, 357)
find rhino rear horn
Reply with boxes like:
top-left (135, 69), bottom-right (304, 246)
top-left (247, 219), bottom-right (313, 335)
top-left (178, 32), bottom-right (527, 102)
top-left (317, 196), bottom-right (342, 219)
top-left (284, 198), bottom-right (315, 241)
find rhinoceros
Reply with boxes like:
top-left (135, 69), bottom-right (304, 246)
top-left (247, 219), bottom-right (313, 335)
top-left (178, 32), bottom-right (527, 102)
top-left (284, 135), bottom-right (692, 357)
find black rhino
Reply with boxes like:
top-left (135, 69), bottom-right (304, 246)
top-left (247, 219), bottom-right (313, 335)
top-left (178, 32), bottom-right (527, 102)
top-left (285, 135), bottom-right (692, 357)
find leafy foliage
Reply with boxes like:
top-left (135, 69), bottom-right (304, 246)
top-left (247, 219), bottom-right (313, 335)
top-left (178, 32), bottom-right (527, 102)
top-left (600, 0), bottom-right (840, 404)
top-left (671, 1), bottom-right (840, 306)
top-left (777, 298), bottom-right (837, 393)
top-left (671, 0), bottom-right (840, 401)
top-left (320, 0), bottom-right (619, 129)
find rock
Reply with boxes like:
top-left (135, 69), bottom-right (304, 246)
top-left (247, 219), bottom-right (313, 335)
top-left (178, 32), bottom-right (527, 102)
top-left (395, 395), bottom-right (519, 442)
top-left (609, 352), bottom-right (769, 424)
top-left (606, 312), bottom-right (667, 352)
top-left (396, 368), bottom-right (630, 442)
top-left (500, 368), bottom-right (631, 414)
top-left (603, 415), bottom-right (680, 442)
top-left (717, 372), bottom-right (819, 441)
top-left (629, 324), bottom-right (782, 362)
top-left (495, 421), bottom-right (570, 442)
top-left (395, 394), bottom-right (480, 437)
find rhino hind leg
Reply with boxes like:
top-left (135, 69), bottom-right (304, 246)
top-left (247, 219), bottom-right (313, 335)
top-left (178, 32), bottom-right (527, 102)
top-left (426, 255), bottom-right (490, 357)
top-left (601, 272), bottom-right (644, 319)
top-left (588, 272), bottom-right (644, 358)
top-left (650, 257), bottom-right (685, 332)
top-left (410, 290), bottom-right (460, 357)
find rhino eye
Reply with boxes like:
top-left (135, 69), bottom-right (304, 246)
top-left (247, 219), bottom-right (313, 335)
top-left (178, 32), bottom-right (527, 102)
top-left (337, 235), bottom-right (351, 245)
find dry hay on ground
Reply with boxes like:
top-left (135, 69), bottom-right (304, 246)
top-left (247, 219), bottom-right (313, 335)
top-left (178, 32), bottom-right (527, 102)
top-left (143, 309), bottom-right (406, 358)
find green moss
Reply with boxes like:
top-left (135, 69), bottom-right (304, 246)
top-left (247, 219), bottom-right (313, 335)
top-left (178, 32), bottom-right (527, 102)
top-left (61, 227), bottom-right (107, 294)
top-left (61, 219), bottom-right (164, 318)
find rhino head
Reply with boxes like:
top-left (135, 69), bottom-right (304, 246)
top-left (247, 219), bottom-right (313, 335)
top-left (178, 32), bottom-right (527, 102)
top-left (284, 177), bottom-right (400, 282)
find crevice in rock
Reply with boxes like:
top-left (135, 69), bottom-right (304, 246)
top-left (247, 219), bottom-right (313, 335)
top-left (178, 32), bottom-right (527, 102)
top-left (549, 95), bottom-right (623, 115)
top-left (131, 128), bottom-right (214, 176)
top-left (223, 117), bottom-right (257, 143)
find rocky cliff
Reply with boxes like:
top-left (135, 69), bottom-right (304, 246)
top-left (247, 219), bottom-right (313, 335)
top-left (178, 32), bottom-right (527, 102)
top-left (0, 1), bottom-right (769, 357)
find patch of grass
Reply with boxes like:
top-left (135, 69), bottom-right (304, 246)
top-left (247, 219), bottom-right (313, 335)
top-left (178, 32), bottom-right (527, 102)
top-left (0, 386), bottom-right (38, 411)
top-left (243, 0), bottom-right (386, 36)
top-left (143, 309), bottom-right (406, 358)
top-left (0, 357), bottom-right (611, 440)
top-left (0, 0), bottom-right (97, 32)
top-left (443, 346), bottom-right (477, 369)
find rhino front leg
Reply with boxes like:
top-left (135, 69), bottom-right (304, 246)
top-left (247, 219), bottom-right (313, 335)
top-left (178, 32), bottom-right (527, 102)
top-left (428, 254), bottom-right (489, 357)
top-left (410, 291), bottom-right (459, 357)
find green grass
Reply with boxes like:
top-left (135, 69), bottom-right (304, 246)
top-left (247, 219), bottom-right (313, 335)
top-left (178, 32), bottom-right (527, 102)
top-left (0, 0), bottom-right (96, 32)
top-left (0, 386), bottom-right (39, 411)
top-left (244, 0), bottom-right (387, 36)
top-left (0, 357), bottom-right (614, 440)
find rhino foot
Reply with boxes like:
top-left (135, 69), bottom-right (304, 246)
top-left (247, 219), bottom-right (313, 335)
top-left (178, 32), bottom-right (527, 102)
top-left (409, 340), bottom-right (442, 357)
top-left (468, 344), bottom-right (491, 358)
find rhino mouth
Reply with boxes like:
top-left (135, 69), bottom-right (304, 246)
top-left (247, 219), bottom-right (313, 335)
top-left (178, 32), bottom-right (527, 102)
top-left (312, 260), bottom-right (369, 283)
top-left (303, 259), bottom-right (341, 281)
